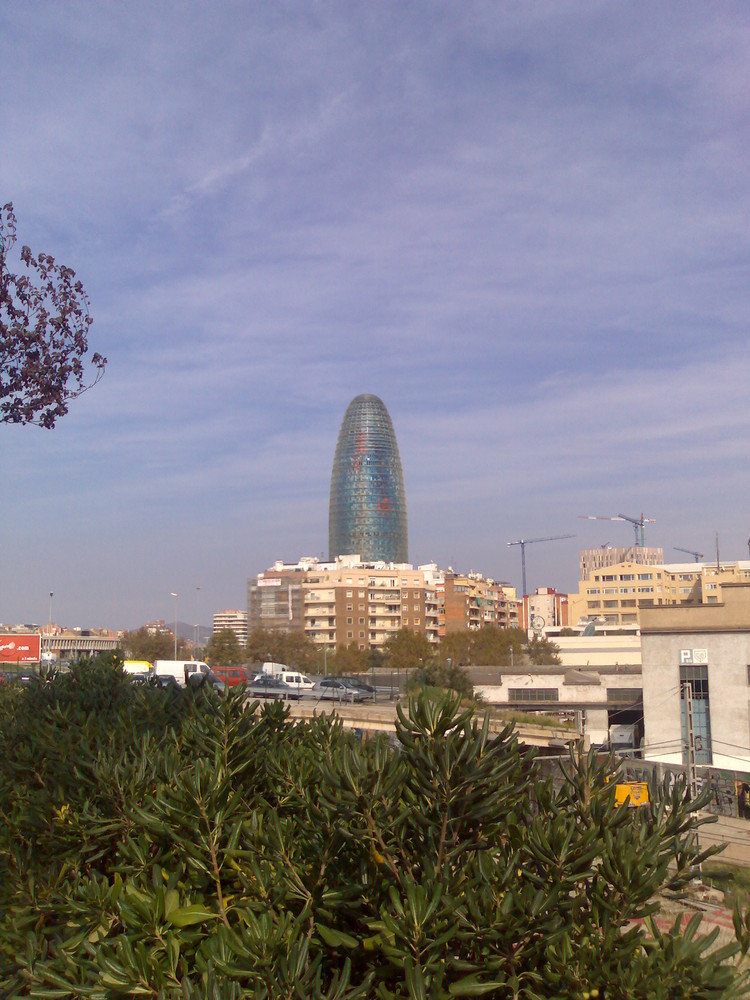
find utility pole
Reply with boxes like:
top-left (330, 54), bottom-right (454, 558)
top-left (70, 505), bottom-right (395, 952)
top-left (682, 681), bottom-right (702, 878)
top-left (683, 682), bottom-right (698, 799)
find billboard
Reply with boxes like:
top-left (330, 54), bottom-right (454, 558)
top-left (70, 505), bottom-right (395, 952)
top-left (0, 633), bottom-right (41, 664)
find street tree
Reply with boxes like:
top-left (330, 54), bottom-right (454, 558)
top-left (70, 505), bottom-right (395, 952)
top-left (120, 626), bottom-right (186, 663)
top-left (245, 627), bottom-right (318, 671)
top-left (470, 625), bottom-right (526, 665)
top-left (1, 203), bottom-right (107, 428)
top-left (204, 628), bottom-right (244, 666)
top-left (527, 633), bottom-right (562, 665)
top-left (383, 627), bottom-right (434, 672)
top-left (328, 642), bottom-right (370, 674)
top-left (439, 630), bottom-right (471, 666)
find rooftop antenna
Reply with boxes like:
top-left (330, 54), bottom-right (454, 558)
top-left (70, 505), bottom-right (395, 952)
top-left (716, 531), bottom-right (721, 571)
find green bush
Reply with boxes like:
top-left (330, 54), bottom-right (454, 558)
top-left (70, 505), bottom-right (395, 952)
top-left (1, 656), bottom-right (749, 997)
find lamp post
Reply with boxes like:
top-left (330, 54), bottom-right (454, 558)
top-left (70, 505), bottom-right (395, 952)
top-left (195, 586), bottom-right (201, 655)
top-left (46, 592), bottom-right (53, 674)
top-left (170, 593), bottom-right (178, 659)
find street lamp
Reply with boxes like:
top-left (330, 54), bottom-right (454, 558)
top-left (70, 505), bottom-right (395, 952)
top-left (46, 592), bottom-right (53, 674)
top-left (170, 593), bottom-right (178, 659)
top-left (195, 586), bottom-right (201, 655)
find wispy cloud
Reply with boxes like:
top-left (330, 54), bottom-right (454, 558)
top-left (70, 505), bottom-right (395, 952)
top-left (1, 2), bottom-right (749, 625)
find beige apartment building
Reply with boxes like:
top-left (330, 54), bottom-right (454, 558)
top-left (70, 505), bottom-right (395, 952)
top-left (568, 559), bottom-right (750, 628)
top-left (441, 573), bottom-right (517, 636)
top-left (248, 556), bottom-right (517, 652)
top-left (212, 609), bottom-right (248, 645)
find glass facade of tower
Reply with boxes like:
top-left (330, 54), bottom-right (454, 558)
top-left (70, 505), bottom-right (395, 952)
top-left (329, 394), bottom-right (408, 563)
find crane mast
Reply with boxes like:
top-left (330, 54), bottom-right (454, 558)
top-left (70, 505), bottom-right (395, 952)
top-left (507, 534), bottom-right (575, 598)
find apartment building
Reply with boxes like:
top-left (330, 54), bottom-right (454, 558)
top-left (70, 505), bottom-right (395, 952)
top-left (579, 546), bottom-right (663, 581)
top-left (441, 572), bottom-right (515, 636)
top-left (517, 588), bottom-right (569, 632)
top-left (247, 559), bottom-right (315, 634)
top-left (248, 556), bottom-right (516, 652)
top-left (304, 559), bottom-right (431, 652)
top-left (568, 559), bottom-right (750, 628)
top-left (212, 609), bottom-right (248, 645)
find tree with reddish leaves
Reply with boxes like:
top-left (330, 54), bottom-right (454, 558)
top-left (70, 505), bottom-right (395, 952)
top-left (0, 202), bottom-right (106, 428)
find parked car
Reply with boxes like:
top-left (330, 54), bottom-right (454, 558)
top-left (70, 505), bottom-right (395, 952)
top-left (247, 674), bottom-right (302, 700)
top-left (339, 675), bottom-right (377, 698)
top-left (313, 677), bottom-right (364, 702)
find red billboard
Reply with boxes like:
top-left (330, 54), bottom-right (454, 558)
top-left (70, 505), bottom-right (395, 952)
top-left (0, 633), bottom-right (41, 664)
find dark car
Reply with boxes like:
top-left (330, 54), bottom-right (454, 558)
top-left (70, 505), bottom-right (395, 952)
top-left (313, 677), bottom-right (363, 702)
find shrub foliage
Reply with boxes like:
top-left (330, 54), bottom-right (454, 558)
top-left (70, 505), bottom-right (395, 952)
top-left (1, 656), bottom-right (749, 998)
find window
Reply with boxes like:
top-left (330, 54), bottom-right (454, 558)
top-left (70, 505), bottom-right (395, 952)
top-left (680, 665), bottom-right (712, 765)
top-left (620, 574), bottom-right (634, 581)
top-left (508, 688), bottom-right (559, 702)
top-left (347, 631), bottom-right (353, 639)
top-left (346, 590), bottom-right (353, 597)
top-left (638, 573), bottom-right (653, 581)
top-left (359, 618), bottom-right (365, 625)
top-left (359, 591), bottom-right (365, 598)
top-left (359, 631), bottom-right (365, 638)
top-left (346, 618), bottom-right (352, 625)
top-left (414, 618), bottom-right (420, 625)
top-left (608, 688), bottom-right (642, 705)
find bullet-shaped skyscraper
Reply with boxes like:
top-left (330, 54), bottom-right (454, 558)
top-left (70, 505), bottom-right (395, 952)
top-left (329, 394), bottom-right (408, 563)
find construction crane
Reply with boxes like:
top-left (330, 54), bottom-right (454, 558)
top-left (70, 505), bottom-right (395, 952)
top-left (674, 547), bottom-right (704, 562)
top-left (579, 512), bottom-right (655, 548)
top-left (507, 534), bottom-right (575, 598)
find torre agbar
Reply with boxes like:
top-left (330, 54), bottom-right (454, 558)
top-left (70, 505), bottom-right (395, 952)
top-left (329, 394), bottom-right (408, 563)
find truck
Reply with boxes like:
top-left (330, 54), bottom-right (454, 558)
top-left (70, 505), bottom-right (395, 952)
top-left (123, 659), bottom-right (153, 677)
top-left (609, 723), bottom-right (639, 753)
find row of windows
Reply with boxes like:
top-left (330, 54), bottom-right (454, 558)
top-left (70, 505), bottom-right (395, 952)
top-left (508, 688), bottom-right (559, 702)
top-left (593, 573), bottom-right (659, 582)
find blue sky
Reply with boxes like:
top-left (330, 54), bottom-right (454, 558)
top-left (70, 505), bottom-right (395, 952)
top-left (2, 2), bottom-right (749, 631)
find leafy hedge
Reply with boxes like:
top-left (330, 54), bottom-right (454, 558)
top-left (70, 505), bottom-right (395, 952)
top-left (1, 656), bottom-right (749, 998)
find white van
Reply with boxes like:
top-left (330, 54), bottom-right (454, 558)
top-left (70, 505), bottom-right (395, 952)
top-left (253, 666), bottom-right (314, 691)
top-left (277, 670), bottom-right (314, 691)
top-left (153, 660), bottom-right (219, 688)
